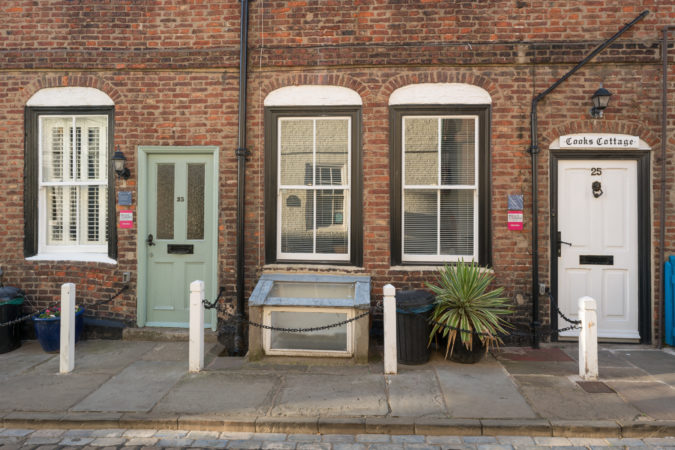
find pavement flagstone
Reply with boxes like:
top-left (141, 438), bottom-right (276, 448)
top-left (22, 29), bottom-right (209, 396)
top-left (1, 338), bottom-right (675, 439)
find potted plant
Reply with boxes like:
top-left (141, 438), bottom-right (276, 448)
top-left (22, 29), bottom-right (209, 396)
top-left (427, 260), bottom-right (511, 364)
top-left (32, 305), bottom-right (85, 353)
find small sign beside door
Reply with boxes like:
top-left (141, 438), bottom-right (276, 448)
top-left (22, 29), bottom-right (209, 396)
top-left (508, 211), bottom-right (523, 230)
top-left (119, 210), bottom-right (134, 229)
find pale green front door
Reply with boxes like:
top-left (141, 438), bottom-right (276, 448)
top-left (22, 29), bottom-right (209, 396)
top-left (145, 153), bottom-right (215, 326)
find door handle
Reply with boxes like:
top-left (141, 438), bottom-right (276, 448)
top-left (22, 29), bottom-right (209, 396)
top-left (557, 231), bottom-right (572, 257)
top-left (146, 234), bottom-right (156, 246)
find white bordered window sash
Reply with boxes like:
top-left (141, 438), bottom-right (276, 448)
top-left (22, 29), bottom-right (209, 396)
top-left (277, 116), bottom-right (351, 261)
top-left (402, 115), bottom-right (479, 262)
top-left (38, 115), bottom-right (108, 253)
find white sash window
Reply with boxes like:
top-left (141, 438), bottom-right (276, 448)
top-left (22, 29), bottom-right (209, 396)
top-left (38, 115), bottom-right (108, 254)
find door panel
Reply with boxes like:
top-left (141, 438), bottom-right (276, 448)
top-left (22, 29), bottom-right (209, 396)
top-left (557, 160), bottom-right (639, 340)
top-left (145, 153), bottom-right (214, 326)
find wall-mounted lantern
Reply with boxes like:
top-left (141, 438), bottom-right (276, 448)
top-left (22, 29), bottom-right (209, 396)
top-left (590, 86), bottom-right (612, 118)
top-left (111, 145), bottom-right (130, 179)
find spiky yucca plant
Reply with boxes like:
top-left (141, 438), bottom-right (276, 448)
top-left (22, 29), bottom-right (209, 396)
top-left (427, 260), bottom-right (511, 359)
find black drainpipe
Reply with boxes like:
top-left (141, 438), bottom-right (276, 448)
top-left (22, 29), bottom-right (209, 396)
top-left (659, 26), bottom-right (674, 348)
top-left (234, 0), bottom-right (251, 356)
top-left (529, 10), bottom-right (648, 348)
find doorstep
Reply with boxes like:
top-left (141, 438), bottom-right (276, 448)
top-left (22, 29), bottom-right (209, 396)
top-left (122, 327), bottom-right (218, 342)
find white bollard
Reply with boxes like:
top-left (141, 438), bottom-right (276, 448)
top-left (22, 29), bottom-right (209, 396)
top-left (60, 283), bottom-right (76, 374)
top-left (578, 296), bottom-right (598, 380)
top-left (189, 280), bottom-right (205, 373)
top-left (383, 284), bottom-right (397, 375)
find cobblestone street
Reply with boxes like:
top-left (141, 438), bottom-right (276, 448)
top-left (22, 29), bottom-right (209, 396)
top-left (4, 428), bottom-right (675, 449)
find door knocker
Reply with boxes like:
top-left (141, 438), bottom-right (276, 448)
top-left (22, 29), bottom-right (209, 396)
top-left (592, 181), bottom-right (603, 198)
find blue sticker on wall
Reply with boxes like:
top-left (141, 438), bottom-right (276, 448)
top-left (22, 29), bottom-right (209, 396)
top-left (118, 191), bottom-right (133, 206)
top-left (508, 194), bottom-right (523, 211)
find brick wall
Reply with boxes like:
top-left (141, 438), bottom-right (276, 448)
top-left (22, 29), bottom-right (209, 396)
top-left (0, 0), bottom-right (673, 342)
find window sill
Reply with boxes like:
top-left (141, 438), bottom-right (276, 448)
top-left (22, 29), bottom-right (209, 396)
top-left (26, 253), bottom-right (117, 265)
top-left (390, 265), bottom-right (494, 273)
top-left (263, 263), bottom-right (366, 274)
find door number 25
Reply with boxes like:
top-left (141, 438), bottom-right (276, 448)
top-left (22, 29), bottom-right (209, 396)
top-left (591, 168), bottom-right (602, 176)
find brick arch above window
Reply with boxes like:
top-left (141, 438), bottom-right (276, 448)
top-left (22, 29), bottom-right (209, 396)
top-left (27, 87), bottom-right (115, 107)
top-left (389, 83), bottom-right (492, 105)
top-left (22, 75), bottom-right (122, 106)
top-left (264, 85), bottom-right (362, 106)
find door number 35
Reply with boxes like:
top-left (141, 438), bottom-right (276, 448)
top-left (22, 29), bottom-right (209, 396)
top-left (591, 168), bottom-right (602, 176)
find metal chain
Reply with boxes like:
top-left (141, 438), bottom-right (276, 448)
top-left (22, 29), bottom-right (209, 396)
top-left (0, 285), bottom-right (129, 328)
top-left (430, 317), bottom-right (579, 339)
top-left (204, 299), bottom-right (370, 333)
top-left (548, 292), bottom-right (582, 325)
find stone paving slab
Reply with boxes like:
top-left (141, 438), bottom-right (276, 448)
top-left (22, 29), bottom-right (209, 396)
top-left (154, 371), bottom-right (280, 416)
top-left (386, 370), bottom-right (446, 417)
top-left (0, 372), bottom-right (110, 412)
top-left (514, 374), bottom-right (642, 421)
top-left (31, 340), bottom-right (156, 375)
top-left (435, 358), bottom-right (536, 419)
top-left (140, 341), bottom-right (190, 361)
top-left (72, 360), bottom-right (185, 412)
top-left (270, 373), bottom-right (388, 417)
top-left (0, 341), bottom-right (54, 380)
top-left (608, 380), bottom-right (675, 420)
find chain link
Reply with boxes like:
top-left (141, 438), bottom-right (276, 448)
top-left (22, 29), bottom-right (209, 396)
top-left (547, 292), bottom-right (582, 325)
top-left (204, 298), bottom-right (370, 333)
top-left (0, 285), bottom-right (129, 328)
top-left (204, 294), bottom-right (582, 338)
top-left (430, 317), bottom-right (579, 339)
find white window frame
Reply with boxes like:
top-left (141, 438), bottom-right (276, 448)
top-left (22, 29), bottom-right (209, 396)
top-left (276, 116), bottom-right (352, 262)
top-left (401, 115), bottom-right (480, 263)
top-left (36, 114), bottom-right (109, 256)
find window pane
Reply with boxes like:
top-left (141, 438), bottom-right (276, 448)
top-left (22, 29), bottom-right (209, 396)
top-left (69, 187), bottom-right (78, 242)
top-left (403, 190), bottom-right (437, 254)
top-left (280, 188), bottom-right (313, 253)
top-left (316, 119), bottom-right (348, 185)
top-left (85, 186), bottom-right (107, 245)
top-left (404, 117), bottom-right (438, 186)
top-left (440, 190), bottom-right (474, 256)
top-left (72, 126), bottom-right (82, 181)
top-left (280, 119), bottom-right (313, 186)
top-left (76, 116), bottom-right (107, 182)
top-left (441, 118), bottom-right (475, 185)
top-left (41, 117), bottom-right (71, 182)
top-left (270, 311), bottom-right (348, 352)
top-left (156, 164), bottom-right (175, 240)
top-left (187, 163), bottom-right (205, 240)
top-left (47, 186), bottom-right (64, 244)
top-left (316, 189), bottom-right (348, 254)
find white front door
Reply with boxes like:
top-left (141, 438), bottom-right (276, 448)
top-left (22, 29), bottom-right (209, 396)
top-left (557, 159), bottom-right (639, 340)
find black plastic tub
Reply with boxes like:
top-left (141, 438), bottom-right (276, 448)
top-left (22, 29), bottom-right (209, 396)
top-left (0, 297), bottom-right (24, 354)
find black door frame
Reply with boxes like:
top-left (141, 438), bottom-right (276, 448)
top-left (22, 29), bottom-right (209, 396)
top-left (549, 150), bottom-right (651, 344)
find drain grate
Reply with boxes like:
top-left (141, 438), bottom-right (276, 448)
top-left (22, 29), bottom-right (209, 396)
top-left (577, 381), bottom-right (615, 393)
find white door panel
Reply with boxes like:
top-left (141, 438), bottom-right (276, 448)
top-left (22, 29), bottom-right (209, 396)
top-left (557, 160), bottom-right (639, 340)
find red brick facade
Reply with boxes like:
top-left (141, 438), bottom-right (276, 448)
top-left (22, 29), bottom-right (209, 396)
top-left (1, 1), bottom-right (674, 344)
